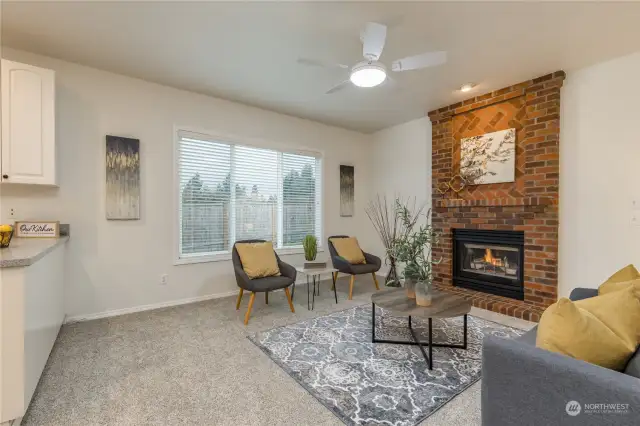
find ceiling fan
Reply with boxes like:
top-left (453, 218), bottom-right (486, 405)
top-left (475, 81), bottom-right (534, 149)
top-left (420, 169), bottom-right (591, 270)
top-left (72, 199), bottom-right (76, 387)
top-left (298, 22), bottom-right (447, 94)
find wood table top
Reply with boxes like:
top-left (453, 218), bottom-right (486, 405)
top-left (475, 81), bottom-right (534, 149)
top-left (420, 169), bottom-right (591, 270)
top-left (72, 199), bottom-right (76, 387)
top-left (371, 287), bottom-right (472, 318)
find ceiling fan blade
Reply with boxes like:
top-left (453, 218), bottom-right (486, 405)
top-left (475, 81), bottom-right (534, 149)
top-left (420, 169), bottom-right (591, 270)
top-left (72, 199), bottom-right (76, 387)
top-left (297, 58), bottom-right (349, 70)
top-left (326, 80), bottom-right (351, 95)
top-left (391, 51), bottom-right (447, 72)
top-left (362, 22), bottom-right (387, 61)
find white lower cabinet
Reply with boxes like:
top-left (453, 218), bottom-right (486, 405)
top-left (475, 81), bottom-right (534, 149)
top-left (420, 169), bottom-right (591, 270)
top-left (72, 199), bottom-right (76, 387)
top-left (0, 244), bottom-right (65, 424)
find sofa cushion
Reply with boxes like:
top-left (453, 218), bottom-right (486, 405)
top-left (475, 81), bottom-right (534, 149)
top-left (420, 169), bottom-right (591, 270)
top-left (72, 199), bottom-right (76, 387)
top-left (568, 287), bottom-right (598, 301)
top-left (517, 327), bottom-right (537, 346)
top-left (599, 264), bottom-right (640, 295)
top-left (624, 346), bottom-right (640, 379)
top-left (330, 237), bottom-right (366, 264)
top-left (536, 283), bottom-right (640, 371)
top-left (235, 242), bottom-right (281, 279)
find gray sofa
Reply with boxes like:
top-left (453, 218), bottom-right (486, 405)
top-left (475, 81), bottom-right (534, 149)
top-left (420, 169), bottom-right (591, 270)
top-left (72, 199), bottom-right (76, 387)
top-left (482, 287), bottom-right (640, 425)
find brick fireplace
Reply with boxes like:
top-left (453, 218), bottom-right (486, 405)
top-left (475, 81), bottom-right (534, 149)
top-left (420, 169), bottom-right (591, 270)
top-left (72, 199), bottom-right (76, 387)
top-left (428, 72), bottom-right (565, 322)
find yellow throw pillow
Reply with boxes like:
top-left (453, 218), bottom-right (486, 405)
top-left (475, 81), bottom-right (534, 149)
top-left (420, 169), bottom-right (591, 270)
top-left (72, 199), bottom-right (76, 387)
top-left (536, 283), bottom-right (640, 370)
top-left (330, 237), bottom-right (366, 265)
top-left (599, 264), bottom-right (640, 295)
top-left (235, 242), bottom-right (281, 279)
top-left (599, 278), bottom-right (640, 296)
top-left (577, 282), bottom-right (640, 350)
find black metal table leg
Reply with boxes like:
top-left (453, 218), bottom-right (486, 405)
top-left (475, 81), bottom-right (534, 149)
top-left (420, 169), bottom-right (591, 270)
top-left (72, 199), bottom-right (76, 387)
top-left (371, 306), bottom-right (468, 370)
top-left (408, 320), bottom-right (431, 369)
top-left (332, 272), bottom-right (338, 304)
top-left (371, 302), bottom-right (376, 342)
top-left (312, 275), bottom-right (316, 310)
top-left (428, 318), bottom-right (433, 369)
top-left (307, 275), bottom-right (310, 310)
top-left (463, 314), bottom-right (468, 349)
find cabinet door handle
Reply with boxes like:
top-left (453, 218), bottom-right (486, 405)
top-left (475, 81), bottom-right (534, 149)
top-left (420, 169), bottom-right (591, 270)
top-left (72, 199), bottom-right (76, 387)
top-left (2, 175), bottom-right (8, 179)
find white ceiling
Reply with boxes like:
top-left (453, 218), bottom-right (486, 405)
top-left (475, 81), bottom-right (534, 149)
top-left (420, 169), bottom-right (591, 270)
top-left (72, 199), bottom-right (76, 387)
top-left (2, 1), bottom-right (640, 133)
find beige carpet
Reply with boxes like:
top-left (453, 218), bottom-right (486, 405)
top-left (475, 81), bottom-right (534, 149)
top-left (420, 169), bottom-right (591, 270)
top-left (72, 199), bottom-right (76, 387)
top-left (23, 278), bottom-right (533, 425)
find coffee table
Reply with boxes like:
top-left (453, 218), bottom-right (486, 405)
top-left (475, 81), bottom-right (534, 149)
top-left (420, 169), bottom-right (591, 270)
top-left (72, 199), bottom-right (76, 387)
top-left (371, 288), bottom-right (472, 369)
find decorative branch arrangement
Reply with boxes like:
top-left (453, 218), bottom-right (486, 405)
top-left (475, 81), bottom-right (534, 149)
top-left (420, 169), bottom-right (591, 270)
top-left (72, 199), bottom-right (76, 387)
top-left (365, 195), bottom-right (426, 287)
top-left (389, 200), bottom-right (441, 284)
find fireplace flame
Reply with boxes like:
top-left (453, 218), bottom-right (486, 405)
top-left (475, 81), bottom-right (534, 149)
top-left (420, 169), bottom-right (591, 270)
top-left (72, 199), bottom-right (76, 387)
top-left (484, 248), bottom-right (502, 267)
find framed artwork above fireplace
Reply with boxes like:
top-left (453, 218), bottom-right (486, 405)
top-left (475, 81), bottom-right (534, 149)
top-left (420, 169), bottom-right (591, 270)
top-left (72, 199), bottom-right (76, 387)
top-left (460, 128), bottom-right (515, 185)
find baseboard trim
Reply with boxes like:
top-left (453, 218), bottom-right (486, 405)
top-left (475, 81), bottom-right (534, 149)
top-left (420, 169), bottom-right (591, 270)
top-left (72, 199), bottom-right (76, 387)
top-left (64, 271), bottom-right (388, 324)
top-left (1, 416), bottom-right (23, 426)
top-left (64, 281), bottom-right (306, 324)
top-left (64, 290), bottom-right (240, 324)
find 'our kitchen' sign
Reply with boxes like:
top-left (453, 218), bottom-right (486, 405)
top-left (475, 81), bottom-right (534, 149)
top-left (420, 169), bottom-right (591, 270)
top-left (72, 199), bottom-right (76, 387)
top-left (15, 221), bottom-right (60, 238)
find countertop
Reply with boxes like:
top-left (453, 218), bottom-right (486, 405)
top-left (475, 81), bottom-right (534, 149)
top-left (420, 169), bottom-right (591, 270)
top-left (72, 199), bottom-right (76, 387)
top-left (0, 236), bottom-right (69, 268)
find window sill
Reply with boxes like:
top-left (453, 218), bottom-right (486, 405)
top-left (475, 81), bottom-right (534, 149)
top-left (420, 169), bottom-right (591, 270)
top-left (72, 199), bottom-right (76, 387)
top-left (276, 247), bottom-right (325, 257)
top-left (174, 248), bottom-right (325, 266)
top-left (174, 253), bottom-right (232, 265)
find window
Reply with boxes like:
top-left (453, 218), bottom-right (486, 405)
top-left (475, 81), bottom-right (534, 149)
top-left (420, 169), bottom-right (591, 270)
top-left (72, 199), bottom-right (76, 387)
top-left (177, 130), bottom-right (322, 262)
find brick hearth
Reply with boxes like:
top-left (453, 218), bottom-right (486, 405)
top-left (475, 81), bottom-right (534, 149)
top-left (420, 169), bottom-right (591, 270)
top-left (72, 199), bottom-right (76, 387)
top-left (428, 72), bottom-right (565, 322)
top-left (433, 283), bottom-right (543, 322)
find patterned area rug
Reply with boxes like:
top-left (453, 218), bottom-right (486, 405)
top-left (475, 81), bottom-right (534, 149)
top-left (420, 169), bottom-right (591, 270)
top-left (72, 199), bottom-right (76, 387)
top-left (249, 304), bottom-right (523, 426)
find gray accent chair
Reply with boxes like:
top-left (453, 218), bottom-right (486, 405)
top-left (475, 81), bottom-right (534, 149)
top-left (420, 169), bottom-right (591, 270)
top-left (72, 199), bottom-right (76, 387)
top-left (482, 287), bottom-right (640, 426)
top-left (328, 235), bottom-right (382, 300)
top-left (232, 239), bottom-right (297, 325)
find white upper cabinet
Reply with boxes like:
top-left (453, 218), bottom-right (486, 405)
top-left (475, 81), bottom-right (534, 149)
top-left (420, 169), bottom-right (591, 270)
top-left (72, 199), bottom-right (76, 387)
top-left (1, 59), bottom-right (56, 185)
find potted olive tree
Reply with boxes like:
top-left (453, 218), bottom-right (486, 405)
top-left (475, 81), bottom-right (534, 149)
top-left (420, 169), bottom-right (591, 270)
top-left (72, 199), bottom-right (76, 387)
top-left (390, 200), bottom-right (440, 306)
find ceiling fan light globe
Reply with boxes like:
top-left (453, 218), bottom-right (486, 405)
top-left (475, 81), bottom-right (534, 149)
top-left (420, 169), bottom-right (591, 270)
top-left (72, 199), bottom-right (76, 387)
top-left (350, 65), bottom-right (387, 88)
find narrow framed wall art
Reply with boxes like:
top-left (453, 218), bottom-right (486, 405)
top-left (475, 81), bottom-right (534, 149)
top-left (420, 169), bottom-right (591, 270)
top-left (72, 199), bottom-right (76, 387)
top-left (106, 135), bottom-right (140, 220)
top-left (340, 165), bottom-right (354, 217)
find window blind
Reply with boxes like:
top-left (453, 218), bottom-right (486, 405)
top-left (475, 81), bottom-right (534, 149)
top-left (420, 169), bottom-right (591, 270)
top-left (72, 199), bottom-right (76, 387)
top-left (177, 131), bottom-right (322, 259)
top-left (233, 145), bottom-right (279, 243)
top-left (179, 137), bottom-right (231, 256)
top-left (281, 152), bottom-right (322, 247)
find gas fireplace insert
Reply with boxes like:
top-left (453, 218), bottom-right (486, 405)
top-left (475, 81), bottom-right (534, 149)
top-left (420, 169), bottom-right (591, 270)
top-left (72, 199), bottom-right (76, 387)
top-left (452, 229), bottom-right (524, 300)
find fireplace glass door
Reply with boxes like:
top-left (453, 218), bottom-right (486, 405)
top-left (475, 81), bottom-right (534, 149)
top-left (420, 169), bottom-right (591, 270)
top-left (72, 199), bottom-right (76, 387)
top-left (452, 229), bottom-right (525, 300)
top-left (462, 243), bottom-right (520, 279)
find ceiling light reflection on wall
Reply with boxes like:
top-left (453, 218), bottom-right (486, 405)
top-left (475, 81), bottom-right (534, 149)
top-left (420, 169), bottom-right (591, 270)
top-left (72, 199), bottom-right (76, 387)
top-left (460, 83), bottom-right (476, 92)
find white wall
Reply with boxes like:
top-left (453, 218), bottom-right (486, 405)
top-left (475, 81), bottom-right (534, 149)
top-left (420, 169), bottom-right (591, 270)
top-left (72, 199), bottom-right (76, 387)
top-left (0, 47), bottom-right (373, 318)
top-left (13, 44), bottom-right (638, 316)
top-left (371, 117), bottom-right (432, 205)
top-left (559, 50), bottom-right (640, 297)
top-left (367, 117), bottom-right (432, 273)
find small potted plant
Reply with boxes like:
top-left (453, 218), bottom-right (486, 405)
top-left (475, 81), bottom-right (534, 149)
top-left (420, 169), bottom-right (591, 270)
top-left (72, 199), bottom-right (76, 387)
top-left (390, 201), bottom-right (440, 305)
top-left (303, 235), bottom-right (317, 261)
top-left (302, 234), bottom-right (327, 269)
